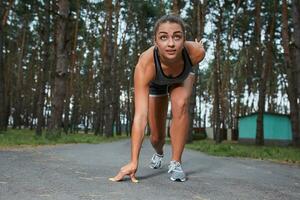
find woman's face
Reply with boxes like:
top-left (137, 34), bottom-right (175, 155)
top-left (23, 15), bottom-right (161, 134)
top-left (155, 22), bottom-right (184, 61)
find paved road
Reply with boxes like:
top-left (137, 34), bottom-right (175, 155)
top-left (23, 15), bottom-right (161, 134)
top-left (0, 139), bottom-right (300, 200)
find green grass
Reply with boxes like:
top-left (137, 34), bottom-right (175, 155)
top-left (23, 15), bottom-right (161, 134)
top-left (186, 139), bottom-right (300, 164)
top-left (1, 130), bottom-right (300, 165)
top-left (0, 128), bottom-right (128, 148)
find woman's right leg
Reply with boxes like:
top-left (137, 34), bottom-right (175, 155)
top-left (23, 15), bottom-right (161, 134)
top-left (148, 95), bottom-right (169, 155)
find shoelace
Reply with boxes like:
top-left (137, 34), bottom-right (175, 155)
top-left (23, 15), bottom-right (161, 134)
top-left (168, 161), bottom-right (180, 173)
top-left (151, 154), bottom-right (163, 167)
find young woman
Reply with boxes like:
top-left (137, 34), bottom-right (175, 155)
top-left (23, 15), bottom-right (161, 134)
top-left (110, 15), bottom-right (205, 182)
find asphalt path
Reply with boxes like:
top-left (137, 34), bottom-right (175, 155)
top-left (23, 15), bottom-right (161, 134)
top-left (0, 139), bottom-right (300, 200)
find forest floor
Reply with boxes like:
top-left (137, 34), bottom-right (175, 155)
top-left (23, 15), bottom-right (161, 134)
top-left (1, 139), bottom-right (300, 200)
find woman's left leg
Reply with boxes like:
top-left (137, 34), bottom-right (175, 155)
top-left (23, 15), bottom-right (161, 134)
top-left (169, 74), bottom-right (195, 163)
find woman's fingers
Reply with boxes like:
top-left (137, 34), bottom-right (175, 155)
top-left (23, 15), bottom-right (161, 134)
top-left (109, 168), bottom-right (138, 183)
top-left (130, 174), bottom-right (139, 183)
top-left (108, 170), bottom-right (127, 182)
top-left (195, 38), bottom-right (204, 44)
top-left (194, 38), bottom-right (204, 49)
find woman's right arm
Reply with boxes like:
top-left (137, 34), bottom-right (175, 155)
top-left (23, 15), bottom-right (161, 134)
top-left (109, 52), bottom-right (154, 183)
top-left (130, 60), bottom-right (150, 166)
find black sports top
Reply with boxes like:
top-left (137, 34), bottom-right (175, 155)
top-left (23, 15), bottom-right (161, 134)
top-left (151, 47), bottom-right (194, 85)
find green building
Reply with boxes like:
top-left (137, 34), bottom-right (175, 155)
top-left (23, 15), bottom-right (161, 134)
top-left (238, 113), bottom-right (292, 145)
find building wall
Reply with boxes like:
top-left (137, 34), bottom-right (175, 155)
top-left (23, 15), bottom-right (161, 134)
top-left (206, 127), bottom-right (214, 139)
top-left (239, 115), bottom-right (257, 139)
top-left (238, 113), bottom-right (292, 141)
top-left (264, 114), bottom-right (292, 140)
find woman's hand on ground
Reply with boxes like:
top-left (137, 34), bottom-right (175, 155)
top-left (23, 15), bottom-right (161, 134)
top-left (109, 162), bottom-right (139, 183)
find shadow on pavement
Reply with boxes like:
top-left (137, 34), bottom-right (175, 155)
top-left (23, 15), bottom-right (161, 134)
top-left (137, 169), bottom-right (166, 180)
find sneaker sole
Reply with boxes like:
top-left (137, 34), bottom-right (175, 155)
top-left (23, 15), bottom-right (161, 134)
top-left (170, 177), bottom-right (186, 182)
top-left (149, 165), bottom-right (162, 169)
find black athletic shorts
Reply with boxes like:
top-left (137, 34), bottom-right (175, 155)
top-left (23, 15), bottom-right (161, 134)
top-left (149, 82), bottom-right (170, 97)
top-left (149, 72), bottom-right (196, 97)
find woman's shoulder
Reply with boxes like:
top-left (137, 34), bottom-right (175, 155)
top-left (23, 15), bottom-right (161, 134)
top-left (138, 46), bottom-right (155, 65)
top-left (135, 46), bottom-right (156, 81)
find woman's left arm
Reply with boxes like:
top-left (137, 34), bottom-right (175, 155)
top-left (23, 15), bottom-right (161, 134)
top-left (184, 40), bottom-right (206, 65)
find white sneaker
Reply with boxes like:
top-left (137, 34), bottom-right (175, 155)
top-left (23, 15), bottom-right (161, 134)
top-left (149, 153), bottom-right (164, 169)
top-left (168, 160), bottom-right (186, 182)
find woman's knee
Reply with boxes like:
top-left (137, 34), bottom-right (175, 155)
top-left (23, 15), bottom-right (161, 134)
top-left (172, 98), bottom-right (190, 118)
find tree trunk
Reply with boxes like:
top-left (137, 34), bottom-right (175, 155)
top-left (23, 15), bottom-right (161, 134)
top-left (47, 0), bottom-right (70, 138)
top-left (63, 3), bottom-right (78, 134)
top-left (36, 0), bottom-right (51, 136)
top-left (102, 0), bottom-right (114, 137)
top-left (254, 0), bottom-right (263, 145)
top-left (13, 19), bottom-right (27, 129)
top-left (26, 54), bottom-right (37, 130)
top-left (125, 79), bottom-right (132, 136)
top-left (223, 0), bottom-right (241, 129)
top-left (187, 0), bottom-right (207, 143)
top-left (256, 1), bottom-right (277, 145)
top-left (282, 0), bottom-right (300, 146)
top-left (292, 0), bottom-right (300, 146)
top-left (113, 1), bottom-right (121, 136)
top-left (0, 24), bottom-right (6, 132)
top-left (0, 0), bottom-right (14, 132)
top-left (69, 0), bottom-right (80, 134)
top-left (292, 0), bottom-right (300, 97)
top-left (172, 0), bottom-right (181, 15)
top-left (213, 1), bottom-right (222, 144)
